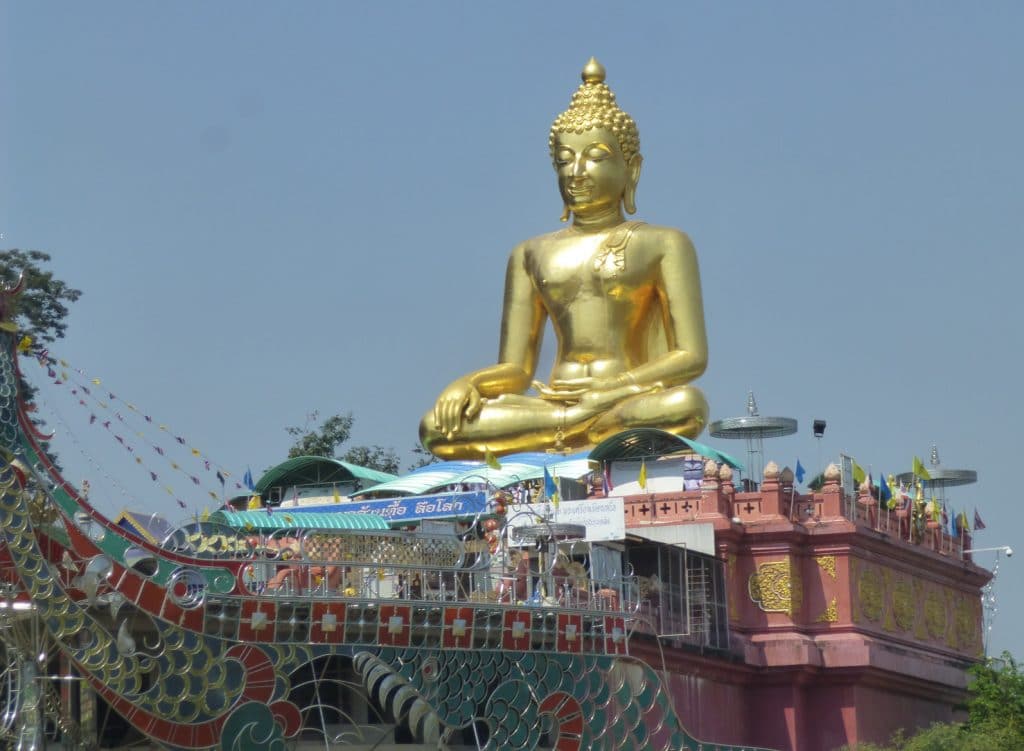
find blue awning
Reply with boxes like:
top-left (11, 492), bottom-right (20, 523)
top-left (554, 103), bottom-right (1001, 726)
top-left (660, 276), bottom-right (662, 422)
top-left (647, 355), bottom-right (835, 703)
top-left (209, 510), bottom-right (390, 531)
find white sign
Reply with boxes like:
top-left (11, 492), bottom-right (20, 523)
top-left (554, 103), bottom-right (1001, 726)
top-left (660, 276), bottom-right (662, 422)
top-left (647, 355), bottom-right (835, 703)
top-left (505, 498), bottom-right (625, 542)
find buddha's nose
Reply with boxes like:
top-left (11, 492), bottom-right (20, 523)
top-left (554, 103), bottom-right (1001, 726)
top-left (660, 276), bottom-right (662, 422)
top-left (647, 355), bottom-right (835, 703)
top-left (572, 157), bottom-right (588, 178)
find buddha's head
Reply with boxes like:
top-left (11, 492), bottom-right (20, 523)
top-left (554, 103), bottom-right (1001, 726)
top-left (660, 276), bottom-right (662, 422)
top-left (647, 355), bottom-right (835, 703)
top-left (550, 58), bottom-right (642, 220)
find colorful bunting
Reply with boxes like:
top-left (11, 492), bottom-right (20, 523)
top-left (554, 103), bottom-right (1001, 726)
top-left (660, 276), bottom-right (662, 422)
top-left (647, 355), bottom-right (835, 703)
top-left (31, 351), bottom-right (238, 513)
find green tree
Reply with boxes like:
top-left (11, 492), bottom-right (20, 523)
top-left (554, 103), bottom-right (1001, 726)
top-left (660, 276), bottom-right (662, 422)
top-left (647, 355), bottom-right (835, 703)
top-left (966, 651), bottom-right (1024, 737)
top-left (0, 250), bottom-right (82, 344)
top-left (837, 652), bottom-right (1024, 751)
top-left (407, 441), bottom-right (440, 472)
top-left (286, 412), bottom-right (354, 458)
top-left (1, 250), bottom-right (81, 469)
top-left (285, 411), bottom-right (400, 475)
top-left (343, 445), bottom-right (400, 476)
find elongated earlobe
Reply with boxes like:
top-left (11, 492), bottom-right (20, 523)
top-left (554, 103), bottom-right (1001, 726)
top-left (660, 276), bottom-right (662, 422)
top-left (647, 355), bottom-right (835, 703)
top-left (623, 186), bottom-right (637, 215)
top-left (624, 153), bottom-right (643, 215)
top-left (560, 204), bottom-right (571, 222)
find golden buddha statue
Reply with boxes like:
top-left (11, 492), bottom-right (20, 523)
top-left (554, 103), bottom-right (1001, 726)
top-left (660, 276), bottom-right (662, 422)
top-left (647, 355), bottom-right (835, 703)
top-left (420, 58), bottom-right (709, 459)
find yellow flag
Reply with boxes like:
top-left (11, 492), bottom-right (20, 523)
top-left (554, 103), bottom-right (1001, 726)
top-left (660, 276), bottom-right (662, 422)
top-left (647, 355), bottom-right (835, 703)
top-left (191, 448), bottom-right (201, 457)
top-left (247, 494), bottom-right (262, 510)
top-left (638, 458), bottom-right (647, 490)
top-left (485, 449), bottom-right (502, 470)
top-left (244, 521), bottom-right (255, 532)
top-left (91, 378), bottom-right (101, 385)
top-left (16, 335), bottom-right (32, 353)
top-left (852, 461), bottom-right (866, 486)
top-left (200, 507), bottom-right (210, 522)
top-left (333, 486), bottom-right (341, 503)
top-left (912, 456), bottom-right (932, 481)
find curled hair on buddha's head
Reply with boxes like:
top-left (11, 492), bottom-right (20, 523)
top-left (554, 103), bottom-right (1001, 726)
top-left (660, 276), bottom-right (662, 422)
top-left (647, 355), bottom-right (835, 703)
top-left (549, 58), bottom-right (640, 165)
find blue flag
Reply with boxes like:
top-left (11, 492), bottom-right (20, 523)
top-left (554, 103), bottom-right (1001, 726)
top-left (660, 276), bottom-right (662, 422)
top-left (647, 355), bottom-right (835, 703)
top-left (878, 473), bottom-right (892, 504)
top-left (243, 467), bottom-right (255, 491)
top-left (543, 465), bottom-right (559, 505)
top-left (795, 459), bottom-right (806, 485)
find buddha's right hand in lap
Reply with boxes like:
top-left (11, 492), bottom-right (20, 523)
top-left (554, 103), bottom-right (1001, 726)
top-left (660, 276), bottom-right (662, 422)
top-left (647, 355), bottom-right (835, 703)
top-left (433, 378), bottom-right (482, 439)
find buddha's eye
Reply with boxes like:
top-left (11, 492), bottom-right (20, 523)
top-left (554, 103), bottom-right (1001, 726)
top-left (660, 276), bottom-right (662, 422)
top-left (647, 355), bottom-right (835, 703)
top-left (555, 148), bottom-right (574, 165)
top-left (585, 145), bottom-right (611, 161)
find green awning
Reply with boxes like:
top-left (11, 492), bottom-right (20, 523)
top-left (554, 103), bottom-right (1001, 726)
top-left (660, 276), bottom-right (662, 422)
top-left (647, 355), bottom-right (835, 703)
top-left (587, 428), bottom-right (744, 471)
top-left (588, 428), bottom-right (694, 461)
top-left (677, 437), bottom-right (745, 472)
top-left (209, 510), bottom-right (390, 531)
top-left (254, 456), bottom-right (397, 493)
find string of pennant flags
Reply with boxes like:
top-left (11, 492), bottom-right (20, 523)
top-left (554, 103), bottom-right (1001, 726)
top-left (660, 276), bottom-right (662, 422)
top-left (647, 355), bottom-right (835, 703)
top-left (37, 396), bottom-right (137, 507)
top-left (31, 349), bottom-right (247, 511)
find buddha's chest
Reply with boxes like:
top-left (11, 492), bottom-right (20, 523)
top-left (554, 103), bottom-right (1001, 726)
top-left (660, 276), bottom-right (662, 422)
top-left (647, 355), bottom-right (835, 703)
top-left (530, 231), bottom-right (653, 308)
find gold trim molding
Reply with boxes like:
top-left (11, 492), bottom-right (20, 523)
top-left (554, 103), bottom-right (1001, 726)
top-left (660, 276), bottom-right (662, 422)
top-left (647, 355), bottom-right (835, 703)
top-left (816, 555), bottom-right (837, 580)
top-left (815, 597), bottom-right (839, 623)
top-left (748, 558), bottom-right (802, 617)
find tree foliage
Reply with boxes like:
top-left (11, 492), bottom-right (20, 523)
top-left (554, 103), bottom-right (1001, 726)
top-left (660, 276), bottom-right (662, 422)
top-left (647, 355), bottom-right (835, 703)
top-left (408, 441), bottom-right (440, 472)
top-left (342, 444), bottom-right (400, 476)
top-left (965, 651), bottom-right (1024, 736)
top-left (837, 652), bottom-right (1024, 751)
top-left (286, 412), bottom-right (354, 459)
top-left (0, 249), bottom-right (82, 343)
top-left (285, 411), bottom-right (400, 475)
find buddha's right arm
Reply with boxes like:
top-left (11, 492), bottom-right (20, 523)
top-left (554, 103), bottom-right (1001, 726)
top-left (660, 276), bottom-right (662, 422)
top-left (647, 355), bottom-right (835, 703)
top-left (492, 242), bottom-right (545, 394)
top-left (432, 245), bottom-right (543, 434)
top-left (461, 362), bottom-right (535, 398)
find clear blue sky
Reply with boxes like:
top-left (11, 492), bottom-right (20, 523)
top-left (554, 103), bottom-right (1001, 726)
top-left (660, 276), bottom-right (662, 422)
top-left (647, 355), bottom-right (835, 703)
top-left (4, 3), bottom-right (1022, 656)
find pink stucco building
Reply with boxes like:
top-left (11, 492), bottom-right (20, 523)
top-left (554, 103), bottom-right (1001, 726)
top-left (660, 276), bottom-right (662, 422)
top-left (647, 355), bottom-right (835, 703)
top-left (599, 453), bottom-right (989, 751)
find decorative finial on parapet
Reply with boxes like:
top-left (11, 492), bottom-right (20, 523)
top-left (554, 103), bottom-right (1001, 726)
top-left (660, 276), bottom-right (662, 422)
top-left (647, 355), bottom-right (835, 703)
top-left (930, 444), bottom-right (940, 467)
top-left (746, 391), bottom-right (759, 417)
top-left (703, 459), bottom-right (719, 480)
top-left (719, 464), bottom-right (733, 483)
top-left (824, 463), bottom-right (841, 485)
top-left (764, 461), bottom-right (779, 481)
top-left (858, 477), bottom-right (872, 495)
top-left (780, 466), bottom-right (794, 485)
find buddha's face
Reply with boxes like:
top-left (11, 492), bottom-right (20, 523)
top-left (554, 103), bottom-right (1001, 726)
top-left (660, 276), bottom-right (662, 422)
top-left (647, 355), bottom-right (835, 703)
top-left (554, 128), bottom-right (636, 216)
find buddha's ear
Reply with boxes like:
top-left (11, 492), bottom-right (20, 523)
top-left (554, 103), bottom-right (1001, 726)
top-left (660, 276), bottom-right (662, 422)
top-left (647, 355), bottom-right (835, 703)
top-left (624, 153), bottom-right (643, 215)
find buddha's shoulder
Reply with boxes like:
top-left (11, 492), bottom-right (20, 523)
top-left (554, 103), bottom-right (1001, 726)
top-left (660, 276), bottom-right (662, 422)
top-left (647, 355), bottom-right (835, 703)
top-left (512, 223), bottom-right (696, 257)
top-left (631, 222), bottom-right (695, 250)
top-left (513, 228), bottom-right (576, 258)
